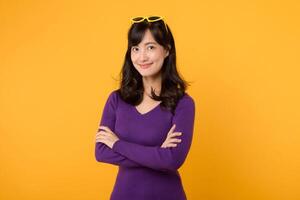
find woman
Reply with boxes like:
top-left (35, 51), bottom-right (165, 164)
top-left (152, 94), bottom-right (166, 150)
top-left (95, 15), bottom-right (196, 200)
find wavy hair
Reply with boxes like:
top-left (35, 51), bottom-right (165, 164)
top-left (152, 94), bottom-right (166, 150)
top-left (116, 18), bottom-right (191, 114)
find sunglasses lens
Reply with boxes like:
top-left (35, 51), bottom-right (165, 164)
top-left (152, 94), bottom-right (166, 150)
top-left (148, 16), bottom-right (161, 21)
top-left (132, 17), bottom-right (144, 22)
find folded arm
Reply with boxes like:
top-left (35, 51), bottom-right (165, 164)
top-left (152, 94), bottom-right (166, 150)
top-left (112, 95), bottom-right (196, 172)
top-left (95, 90), bottom-right (142, 168)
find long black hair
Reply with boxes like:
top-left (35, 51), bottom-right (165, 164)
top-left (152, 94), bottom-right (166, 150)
top-left (116, 18), bottom-right (191, 114)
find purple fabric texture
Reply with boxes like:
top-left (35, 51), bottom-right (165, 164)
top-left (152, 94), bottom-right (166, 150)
top-left (95, 90), bottom-right (195, 200)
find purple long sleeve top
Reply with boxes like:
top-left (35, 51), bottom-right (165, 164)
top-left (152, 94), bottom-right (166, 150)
top-left (95, 89), bottom-right (196, 200)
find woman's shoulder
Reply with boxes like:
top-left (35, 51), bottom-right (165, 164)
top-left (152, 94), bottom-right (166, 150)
top-left (109, 89), bottom-right (119, 97)
top-left (179, 92), bottom-right (195, 105)
top-left (105, 89), bottom-right (120, 105)
top-left (174, 92), bottom-right (195, 112)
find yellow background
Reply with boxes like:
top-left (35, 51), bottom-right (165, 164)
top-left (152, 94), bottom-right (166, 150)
top-left (1, 1), bottom-right (299, 199)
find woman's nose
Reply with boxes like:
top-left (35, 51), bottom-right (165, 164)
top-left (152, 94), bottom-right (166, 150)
top-left (139, 50), bottom-right (149, 61)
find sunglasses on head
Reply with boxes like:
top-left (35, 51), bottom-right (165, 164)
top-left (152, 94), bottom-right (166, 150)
top-left (130, 15), bottom-right (168, 34)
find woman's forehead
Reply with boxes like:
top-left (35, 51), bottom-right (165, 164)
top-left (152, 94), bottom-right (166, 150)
top-left (131, 29), bottom-right (163, 47)
top-left (139, 30), bottom-right (157, 45)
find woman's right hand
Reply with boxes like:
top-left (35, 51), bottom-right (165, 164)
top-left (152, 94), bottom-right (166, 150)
top-left (161, 124), bottom-right (182, 148)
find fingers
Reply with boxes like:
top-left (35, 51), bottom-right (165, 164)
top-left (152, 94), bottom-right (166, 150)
top-left (98, 125), bottom-right (111, 133)
top-left (95, 125), bottom-right (116, 144)
top-left (166, 132), bottom-right (182, 141)
top-left (162, 143), bottom-right (178, 148)
top-left (164, 125), bottom-right (183, 148)
top-left (95, 134), bottom-right (105, 143)
top-left (95, 138), bottom-right (104, 143)
top-left (168, 138), bottom-right (182, 143)
top-left (169, 143), bottom-right (178, 147)
top-left (164, 138), bottom-right (182, 147)
top-left (161, 135), bottom-right (182, 148)
top-left (95, 130), bottom-right (107, 141)
top-left (95, 131), bottom-right (106, 137)
top-left (167, 124), bottom-right (176, 135)
top-left (167, 124), bottom-right (183, 138)
top-left (170, 132), bottom-right (182, 137)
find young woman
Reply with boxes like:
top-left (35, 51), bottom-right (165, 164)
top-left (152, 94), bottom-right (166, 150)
top-left (95, 15), bottom-right (196, 200)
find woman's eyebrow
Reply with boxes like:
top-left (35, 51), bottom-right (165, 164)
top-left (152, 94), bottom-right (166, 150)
top-left (143, 42), bottom-right (157, 45)
top-left (133, 42), bottom-right (157, 47)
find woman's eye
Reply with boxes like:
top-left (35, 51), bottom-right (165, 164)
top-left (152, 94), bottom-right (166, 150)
top-left (132, 47), bottom-right (138, 52)
top-left (132, 46), bottom-right (155, 52)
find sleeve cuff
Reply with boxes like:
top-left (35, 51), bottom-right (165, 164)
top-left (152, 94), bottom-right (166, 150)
top-left (112, 139), bottom-right (122, 152)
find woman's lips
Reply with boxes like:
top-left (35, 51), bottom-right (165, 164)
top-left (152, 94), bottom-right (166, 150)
top-left (140, 63), bottom-right (152, 69)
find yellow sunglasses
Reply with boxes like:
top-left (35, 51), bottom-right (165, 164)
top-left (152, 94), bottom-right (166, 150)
top-left (130, 15), bottom-right (168, 34)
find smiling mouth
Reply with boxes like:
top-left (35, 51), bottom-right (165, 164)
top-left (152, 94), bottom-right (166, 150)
top-left (140, 63), bottom-right (153, 69)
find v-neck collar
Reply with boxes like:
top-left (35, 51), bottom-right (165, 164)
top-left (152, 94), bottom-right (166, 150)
top-left (134, 102), bottom-right (162, 116)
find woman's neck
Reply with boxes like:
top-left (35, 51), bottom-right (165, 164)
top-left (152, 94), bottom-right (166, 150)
top-left (142, 73), bottom-right (162, 96)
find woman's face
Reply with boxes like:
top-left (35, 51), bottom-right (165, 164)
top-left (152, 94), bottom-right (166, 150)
top-left (130, 29), bottom-right (169, 78)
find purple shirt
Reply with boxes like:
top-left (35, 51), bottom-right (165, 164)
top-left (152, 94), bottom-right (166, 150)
top-left (95, 89), bottom-right (196, 200)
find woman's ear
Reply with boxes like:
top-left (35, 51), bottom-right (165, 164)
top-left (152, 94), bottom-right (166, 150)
top-left (165, 50), bottom-right (169, 58)
top-left (165, 45), bottom-right (171, 58)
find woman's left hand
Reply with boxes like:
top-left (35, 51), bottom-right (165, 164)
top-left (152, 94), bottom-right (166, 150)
top-left (95, 126), bottom-right (120, 149)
